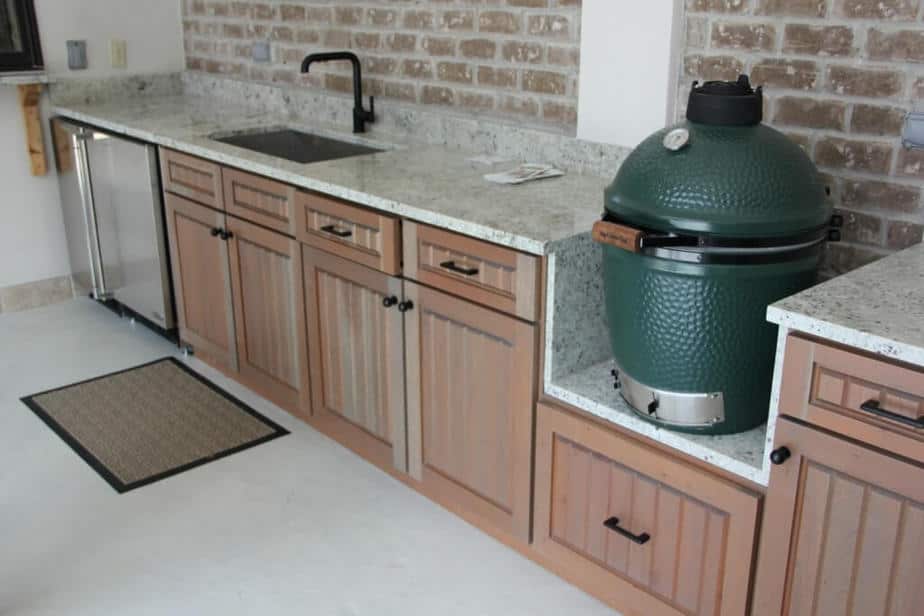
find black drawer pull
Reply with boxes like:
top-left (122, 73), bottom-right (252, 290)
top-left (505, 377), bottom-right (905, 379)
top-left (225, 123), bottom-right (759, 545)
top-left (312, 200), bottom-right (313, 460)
top-left (860, 399), bottom-right (924, 429)
top-left (382, 296), bottom-right (398, 308)
top-left (321, 224), bottom-right (353, 238)
top-left (440, 260), bottom-right (479, 276)
top-left (603, 517), bottom-right (651, 545)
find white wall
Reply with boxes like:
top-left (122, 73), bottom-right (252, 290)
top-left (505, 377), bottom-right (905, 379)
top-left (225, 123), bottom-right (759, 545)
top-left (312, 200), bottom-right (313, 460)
top-left (577, 0), bottom-right (683, 148)
top-left (0, 0), bottom-right (184, 288)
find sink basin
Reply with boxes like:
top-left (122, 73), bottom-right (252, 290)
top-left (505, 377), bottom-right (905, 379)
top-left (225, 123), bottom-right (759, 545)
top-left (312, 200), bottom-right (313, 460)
top-left (213, 128), bottom-right (382, 164)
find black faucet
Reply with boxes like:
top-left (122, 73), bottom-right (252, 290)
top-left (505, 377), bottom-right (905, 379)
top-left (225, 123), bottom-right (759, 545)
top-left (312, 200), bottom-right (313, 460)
top-left (301, 51), bottom-right (375, 134)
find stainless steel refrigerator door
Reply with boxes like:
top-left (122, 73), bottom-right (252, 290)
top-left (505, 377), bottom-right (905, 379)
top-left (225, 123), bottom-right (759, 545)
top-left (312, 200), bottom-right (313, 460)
top-left (51, 119), bottom-right (107, 299)
top-left (85, 132), bottom-right (175, 329)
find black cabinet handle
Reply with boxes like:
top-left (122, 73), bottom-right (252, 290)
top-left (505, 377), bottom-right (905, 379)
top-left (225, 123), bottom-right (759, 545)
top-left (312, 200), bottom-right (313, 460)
top-left (220, 230), bottom-right (234, 241)
top-left (397, 300), bottom-right (414, 313)
top-left (440, 260), bottom-right (479, 276)
top-left (603, 517), bottom-right (650, 545)
top-left (382, 296), bottom-right (398, 308)
top-left (210, 227), bottom-right (222, 237)
top-left (770, 447), bottom-right (791, 466)
top-left (321, 224), bottom-right (353, 238)
top-left (860, 399), bottom-right (924, 429)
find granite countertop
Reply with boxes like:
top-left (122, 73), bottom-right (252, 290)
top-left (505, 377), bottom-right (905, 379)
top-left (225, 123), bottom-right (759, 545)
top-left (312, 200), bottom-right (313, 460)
top-left (51, 94), bottom-right (607, 255)
top-left (768, 243), bottom-right (924, 367)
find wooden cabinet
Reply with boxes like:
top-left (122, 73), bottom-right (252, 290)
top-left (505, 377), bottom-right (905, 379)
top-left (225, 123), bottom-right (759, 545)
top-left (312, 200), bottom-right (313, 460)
top-left (403, 221), bottom-right (539, 321)
top-left (160, 149), bottom-right (224, 210)
top-left (533, 402), bottom-right (760, 616)
top-left (780, 334), bottom-right (924, 464)
top-left (302, 245), bottom-right (407, 471)
top-left (295, 190), bottom-right (401, 275)
top-left (753, 417), bottom-right (924, 616)
top-left (164, 192), bottom-right (237, 373)
top-left (404, 280), bottom-right (535, 542)
top-left (223, 167), bottom-right (298, 236)
top-left (226, 215), bottom-right (309, 416)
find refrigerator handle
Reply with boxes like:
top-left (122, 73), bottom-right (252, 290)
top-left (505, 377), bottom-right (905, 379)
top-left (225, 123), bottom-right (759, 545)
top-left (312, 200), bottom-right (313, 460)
top-left (73, 131), bottom-right (109, 300)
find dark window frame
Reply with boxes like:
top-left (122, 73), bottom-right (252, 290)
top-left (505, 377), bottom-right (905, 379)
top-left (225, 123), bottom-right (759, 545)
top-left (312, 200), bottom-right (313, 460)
top-left (0, 0), bottom-right (43, 72)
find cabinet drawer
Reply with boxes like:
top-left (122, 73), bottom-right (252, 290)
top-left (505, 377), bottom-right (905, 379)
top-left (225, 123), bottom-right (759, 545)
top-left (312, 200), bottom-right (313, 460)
top-left (160, 149), bottom-right (223, 210)
top-left (534, 402), bottom-right (759, 616)
top-left (295, 191), bottom-right (400, 275)
top-left (222, 167), bottom-right (297, 235)
top-left (403, 221), bottom-right (539, 322)
top-left (780, 334), bottom-right (924, 463)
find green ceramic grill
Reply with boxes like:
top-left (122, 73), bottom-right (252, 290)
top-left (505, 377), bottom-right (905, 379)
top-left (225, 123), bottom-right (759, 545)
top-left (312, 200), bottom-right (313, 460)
top-left (593, 76), bottom-right (836, 435)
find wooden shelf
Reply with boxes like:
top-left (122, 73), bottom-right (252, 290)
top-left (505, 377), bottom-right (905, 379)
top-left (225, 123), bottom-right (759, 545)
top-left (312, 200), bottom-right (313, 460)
top-left (17, 83), bottom-right (47, 176)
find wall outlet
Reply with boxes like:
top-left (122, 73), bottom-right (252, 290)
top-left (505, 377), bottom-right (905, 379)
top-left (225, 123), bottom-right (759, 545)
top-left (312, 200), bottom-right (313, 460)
top-left (252, 41), bottom-right (271, 63)
top-left (110, 39), bottom-right (127, 69)
top-left (66, 40), bottom-right (88, 70)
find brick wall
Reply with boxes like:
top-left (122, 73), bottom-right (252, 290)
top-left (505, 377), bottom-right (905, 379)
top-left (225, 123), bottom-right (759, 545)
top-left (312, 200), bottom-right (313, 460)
top-left (681, 0), bottom-right (924, 276)
top-left (181, 0), bottom-right (582, 131)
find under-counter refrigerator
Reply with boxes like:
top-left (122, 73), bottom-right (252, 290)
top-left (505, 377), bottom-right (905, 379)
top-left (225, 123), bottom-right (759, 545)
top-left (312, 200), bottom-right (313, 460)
top-left (52, 117), bottom-right (176, 332)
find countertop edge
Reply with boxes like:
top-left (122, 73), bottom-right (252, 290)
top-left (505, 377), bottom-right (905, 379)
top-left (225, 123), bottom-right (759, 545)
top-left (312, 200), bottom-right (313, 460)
top-left (51, 104), bottom-right (554, 256)
top-left (545, 383), bottom-right (769, 486)
top-left (766, 305), bottom-right (924, 367)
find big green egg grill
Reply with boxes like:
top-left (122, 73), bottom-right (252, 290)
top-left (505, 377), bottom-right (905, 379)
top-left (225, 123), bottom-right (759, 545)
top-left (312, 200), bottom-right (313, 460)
top-left (594, 76), bottom-right (838, 435)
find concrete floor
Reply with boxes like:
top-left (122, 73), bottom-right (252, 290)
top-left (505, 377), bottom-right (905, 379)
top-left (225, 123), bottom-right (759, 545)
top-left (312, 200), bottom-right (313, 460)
top-left (0, 299), bottom-right (615, 616)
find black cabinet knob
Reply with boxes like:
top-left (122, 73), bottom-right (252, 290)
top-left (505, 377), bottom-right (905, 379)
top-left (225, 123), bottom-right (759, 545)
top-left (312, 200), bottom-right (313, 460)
top-left (210, 227), bottom-right (222, 237)
top-left (382, 296), bottom-right (398, 308)
top-left (770, 446), bottom-right (791, 466)
top-left (220, 230), bottom-right (234, 241)
top-left (397, 300), bottom-right (414, 313)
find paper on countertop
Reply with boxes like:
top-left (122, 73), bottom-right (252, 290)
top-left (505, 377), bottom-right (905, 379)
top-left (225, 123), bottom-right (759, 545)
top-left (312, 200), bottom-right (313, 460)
top-left (484, 163), bottom-right (565, 185)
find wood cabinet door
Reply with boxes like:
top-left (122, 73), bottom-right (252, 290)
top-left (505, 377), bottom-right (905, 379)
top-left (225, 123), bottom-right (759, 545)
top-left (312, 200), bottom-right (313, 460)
top-left (164, 192), bottom-right (237, 373)
top-left (534, 402), bottom-right (760, 616)
top-left (753, 418), bottom-right (924, 616)
top-left (404, 280), bottom-right (535, 543)
top-left (302, 246), bottom-right (407, 472)
top-left (226, 215), bottom-right (309, 416)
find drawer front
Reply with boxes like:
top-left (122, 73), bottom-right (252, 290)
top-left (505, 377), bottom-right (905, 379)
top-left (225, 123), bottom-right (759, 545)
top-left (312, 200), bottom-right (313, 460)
top-left (534, 402), bottom-right (759, 616)
top-left (160, 149), bottom-right (224, 210)
top-left (222, 167), bottom-right (297, 235)
top-left (403, 221), bottom-right (539, 322)
top-left (780, 334), bottom-right (924, 462)
top-left (295, 191), bottom-right (400, 275)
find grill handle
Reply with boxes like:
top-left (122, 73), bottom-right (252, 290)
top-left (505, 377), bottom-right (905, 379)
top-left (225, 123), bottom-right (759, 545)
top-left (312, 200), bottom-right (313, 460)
top-left (592, 220), bottom-right (644, 253)
top-left (860, 399), bottom-right (924, 429)
top-left (603, 517), bottom-right (651, 545)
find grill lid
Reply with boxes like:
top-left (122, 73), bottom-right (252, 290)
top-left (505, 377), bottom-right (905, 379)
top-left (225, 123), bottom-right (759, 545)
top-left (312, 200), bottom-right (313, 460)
top-left (605, 75), bottom-right (829, 239)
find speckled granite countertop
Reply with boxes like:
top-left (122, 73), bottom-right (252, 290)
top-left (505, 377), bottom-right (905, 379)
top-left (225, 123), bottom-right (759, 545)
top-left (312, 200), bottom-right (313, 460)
top-left (51, 95), bottom-right (607, 255)
top-left (768, 243), bottom-right (924, 367)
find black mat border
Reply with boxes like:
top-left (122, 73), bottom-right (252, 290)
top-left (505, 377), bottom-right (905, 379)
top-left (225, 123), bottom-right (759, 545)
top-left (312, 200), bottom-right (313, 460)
top-left (21, 357), bottom-right (290, 494)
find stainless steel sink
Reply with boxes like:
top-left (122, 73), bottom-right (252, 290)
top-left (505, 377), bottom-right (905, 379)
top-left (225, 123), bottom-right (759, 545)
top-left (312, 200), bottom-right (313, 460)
top-left (212, 128), bottom-right (382, 164)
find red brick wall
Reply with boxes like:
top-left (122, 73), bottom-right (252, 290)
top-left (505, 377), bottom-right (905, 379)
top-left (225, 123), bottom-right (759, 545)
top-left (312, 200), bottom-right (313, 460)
top-left (682, 0), bottom-right (924, 275)
top-left (181, 1), bottom-right (582, 130)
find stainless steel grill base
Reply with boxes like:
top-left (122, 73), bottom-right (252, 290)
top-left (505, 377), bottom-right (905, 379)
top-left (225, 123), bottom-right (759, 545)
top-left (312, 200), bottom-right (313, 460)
top-left (615, 367), bottom-right (726, 429)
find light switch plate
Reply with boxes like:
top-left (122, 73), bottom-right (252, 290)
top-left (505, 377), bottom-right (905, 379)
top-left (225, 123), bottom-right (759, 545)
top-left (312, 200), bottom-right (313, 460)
top-left (252, 41), bottom-right (271, 63)
top-left (110, 39), bottom-right (127, 69)
top-left (66, 40), bottom-right (88, 70)
top-left (902, 111), bottom-right (924, 150)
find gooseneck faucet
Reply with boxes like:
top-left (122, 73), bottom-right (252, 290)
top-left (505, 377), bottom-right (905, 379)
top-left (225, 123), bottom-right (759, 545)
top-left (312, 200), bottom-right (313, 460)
top-left (301, 51), bottom-right (375, 133)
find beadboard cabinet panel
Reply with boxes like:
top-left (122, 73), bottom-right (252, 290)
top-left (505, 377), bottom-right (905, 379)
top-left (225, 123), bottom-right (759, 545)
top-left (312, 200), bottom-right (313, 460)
top-left (405, 280), bottom-right (535, 543)
top-left (226, 216), bottom-right (308, 416)
top-left (164, 192), bottom-right (237, 374)
top-left (303, 246), bottom-right (407, 472)
top-left (753, 418), bottom-right (924, 616)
